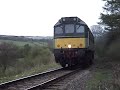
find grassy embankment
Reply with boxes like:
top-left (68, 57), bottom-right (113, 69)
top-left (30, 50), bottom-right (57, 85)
top-left (0, 39), bottom-right (60, 84)
top-left (87, 36), bottom-right (120, 90)
top-left (0, 39), bottom-right (47, 46)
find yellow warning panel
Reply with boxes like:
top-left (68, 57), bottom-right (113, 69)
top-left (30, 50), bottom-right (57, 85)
top-left (55, 38), bottom-right (86, 49)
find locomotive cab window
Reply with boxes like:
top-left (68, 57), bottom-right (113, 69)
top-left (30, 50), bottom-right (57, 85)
top-left (76, 25), bottom-right (85, 33)
top-left (65, 24), bottom-right (74, 33)
top-left (55, 26), bottom-right (63, 34)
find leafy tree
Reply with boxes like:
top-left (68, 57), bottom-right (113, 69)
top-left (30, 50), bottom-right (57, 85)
top-left (100, 0), bottom-right (120, 46)
top-left (0, 42), bottom-right (19, 74)
top-left (100, 0), bottom-right (120, 30)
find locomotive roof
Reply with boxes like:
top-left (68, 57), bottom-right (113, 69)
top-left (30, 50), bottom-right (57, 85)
top-left (54, 17), bottom-right (87, 26)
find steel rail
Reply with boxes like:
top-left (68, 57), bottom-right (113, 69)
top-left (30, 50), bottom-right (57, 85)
top-left (27, 69), bottom-right (81, 90)
top-left (0, 67), bottom-right (63, 90)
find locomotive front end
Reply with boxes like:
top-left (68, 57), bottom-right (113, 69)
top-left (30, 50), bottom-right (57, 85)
top-left (54, 17), bottom-right (94, 68)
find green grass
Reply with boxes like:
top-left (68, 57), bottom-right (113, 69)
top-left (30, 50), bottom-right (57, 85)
top-left (87, 69), bottom-right (113, 90)
top-left (0, 62), bottom-right (60, 84)
top-left (86, 60), bottom-right (120, 90)
top-left (0, 39), bottom-right (47, 46)
top-left (0, 40), bottom-right (57, 84)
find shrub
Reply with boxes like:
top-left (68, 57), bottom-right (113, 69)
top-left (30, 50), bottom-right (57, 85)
top-left (0, 42), bottom-right (19, 74)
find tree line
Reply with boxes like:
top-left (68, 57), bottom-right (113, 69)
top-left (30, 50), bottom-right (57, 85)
top-left (96, 0), bottom-right (120, 61)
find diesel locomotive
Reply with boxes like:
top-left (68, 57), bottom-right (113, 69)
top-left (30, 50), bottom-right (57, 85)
top-left (53, 17), bottom-right (94, 67)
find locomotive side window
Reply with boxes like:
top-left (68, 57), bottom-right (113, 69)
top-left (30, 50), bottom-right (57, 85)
top-left (76, 25), bottom-right (85, 33)
top-left (55, 26), bottom-right (63, 34)
top-left (65, 24), bottom-right (74, 33)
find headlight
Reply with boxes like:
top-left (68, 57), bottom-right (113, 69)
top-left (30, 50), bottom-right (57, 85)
top-left (68, 44), bottom-right (71, 48)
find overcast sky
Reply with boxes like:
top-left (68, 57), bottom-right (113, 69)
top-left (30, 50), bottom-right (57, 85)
top-left (0, 0), bottom-right (104, 36)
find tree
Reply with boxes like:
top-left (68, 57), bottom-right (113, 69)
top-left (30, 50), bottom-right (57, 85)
top-left (0, 42), bottom-right (19, 74)
top-left (91, 25), bottom-right (104, 37)
top-left (100, 0), bottom-right (120, 46)
top-left (100, 0), bottom-right (120, 41)
top-left (100, 0), bottom-right (120, 31)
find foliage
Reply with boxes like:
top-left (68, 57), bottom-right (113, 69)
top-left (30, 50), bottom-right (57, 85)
top-left (23, 44), bottom-right (31, 56)
top-left (86, 62), bottom-right (120, 90)
top-left (100, 0), bottom-right (120, 46)
top-left (24, 46), bottom-right (52, 67)
top-left (106, 37), bottom-right (120, 60)
top-left (0, 39), bottom-right (47, 46)
top-left (100, 0), bottom-right (120, 29)
top-left (100, 14), bottom-right (120, 30)
top-left (0, 41), bottom-right (58, 83)
top-left (47, 39), bottom-right (54, 52)
top-left (0, 42), bottom-right (19, 74)
top-left (95, 0), bottom-right (120, 61)
top-left (103, 0), bottom-right (120, 14)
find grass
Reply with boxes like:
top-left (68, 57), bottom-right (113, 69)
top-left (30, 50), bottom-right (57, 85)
top-left (0, 62), bottom-right (60, 84)
top-left (0, 39), bottom-right (47, 46)
top-left (87, 59), bottom-right (120, 90)
top-left (87, 69), bottom-right (113, 90)
top-left (0, 40), bottom-right (58, 84)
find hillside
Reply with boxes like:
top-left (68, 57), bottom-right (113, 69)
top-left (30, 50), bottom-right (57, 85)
top-left (0, 35), bottom-right (53, 46)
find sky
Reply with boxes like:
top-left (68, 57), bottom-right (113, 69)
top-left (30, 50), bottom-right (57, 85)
top-left (0, 0), bottom-right (105, 36)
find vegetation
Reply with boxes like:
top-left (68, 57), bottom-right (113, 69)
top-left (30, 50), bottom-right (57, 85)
top-left (0, 40), bottom-right (59, 84)
top-left (95, 0), bottom-right (120, 61)
top-left (0, 0), bottom-right (120, 88)
top-left (0, 39), bottom-right (47, 46)
top-left (87, 0), bottom-right (120, 89)
top-left (87, 61), bottom-right (120, 90)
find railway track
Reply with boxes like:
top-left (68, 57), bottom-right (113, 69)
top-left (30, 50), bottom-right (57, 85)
top-left (27, 68), bottom-right (82, 90)
top-left (0, 68), bottom-right (63, 90)
top-left (0, 68), bottom-right (75, 90)
top-left (0, 67), bottom-right (88, 90)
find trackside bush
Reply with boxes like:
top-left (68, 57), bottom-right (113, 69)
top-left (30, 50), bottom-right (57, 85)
top-left (0, 42), bottom-right (57, 81)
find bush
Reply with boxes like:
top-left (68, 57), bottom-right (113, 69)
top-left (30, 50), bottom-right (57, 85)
top-left (0, 41), bottom-right (58, 83)
top-left (25, 46), bottom-right (52, 66)
top-left (95, 32), bottom-right (120, 62)
top-left (0, 42), bottom-right (19, 74)
top-left (106, 39), bottom-right (120, 61)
